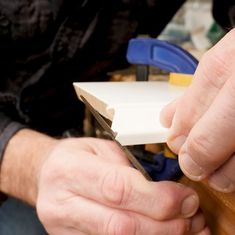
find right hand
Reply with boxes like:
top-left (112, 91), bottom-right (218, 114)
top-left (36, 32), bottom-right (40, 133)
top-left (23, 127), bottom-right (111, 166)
top-left (160, 29), bottom-right (235, 193)
top-left (36, 137), bottom-right (210, 235)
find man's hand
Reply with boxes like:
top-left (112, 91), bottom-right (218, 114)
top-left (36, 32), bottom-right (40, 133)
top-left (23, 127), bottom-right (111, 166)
top-left (0, 129), bottom-right (209, 234)
top-left (36, 137), bottom-right (209, 235)
top-left (161, 28), bottom-right (235, 193)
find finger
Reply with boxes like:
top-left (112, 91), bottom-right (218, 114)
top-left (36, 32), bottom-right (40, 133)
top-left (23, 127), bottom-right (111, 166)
top-left (178, 74), bottom-right (235, 181)
top-left (167, 29), bottom-right (235, 153)
top-left (66, 138), bottom-right (130, 165)
top-left (208, 153), bottom-right (235, 192)
top-left (88, 139), bottom-right (131, 165)
top-left (80, 138), bottom-right (131, 165)
top-left (58, 195), bottom-right (191, 235)
top-left (194, 226), bottom-right (211, 235)
top-left (160, 98), bottom-right (179, 128)
top-left (189, 210), bottom-right (206, 234)
top-left (65, 153), bottom-right (199, 220)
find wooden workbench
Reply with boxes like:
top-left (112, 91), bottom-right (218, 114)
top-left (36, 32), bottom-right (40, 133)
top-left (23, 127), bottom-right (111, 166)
top-left (180, 178), bottom-right (235, 235)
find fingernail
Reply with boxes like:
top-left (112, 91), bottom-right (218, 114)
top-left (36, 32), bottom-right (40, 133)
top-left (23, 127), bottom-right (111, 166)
top-left (194, 226), bottom-right (211, 235)
top-left (181, 195), bottom-right (199, 218)
top-left (180, 153), bottom-right (204, 180)
top-left (209, 174), bottom-right (235, 193)
top-left (168, 135), bottom-right (187, 153)
top-left (190, 213), bottom-right (206, 233)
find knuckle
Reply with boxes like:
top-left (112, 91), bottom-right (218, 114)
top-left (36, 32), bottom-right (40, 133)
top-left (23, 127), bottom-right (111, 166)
top-left (105, 213), bottom-right (137, 235)
top-left (104, 140), bottom-right (123, 154)
top-left (100, 168), bottom-right (131, 207)
top-left (104, 139), bottom-right (117, 147)
top-left (187, 133), bottom-right (211, 158)
top-left (186, 133), bottom-right (217, 166)
top-left (199, 50), bottom-right (229, 89)
top-left (158, 193), bottom-right (177, 219)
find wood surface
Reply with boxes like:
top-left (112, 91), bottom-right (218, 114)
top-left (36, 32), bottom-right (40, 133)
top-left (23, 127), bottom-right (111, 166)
top-left (180, 177), bottom-right (235, 235)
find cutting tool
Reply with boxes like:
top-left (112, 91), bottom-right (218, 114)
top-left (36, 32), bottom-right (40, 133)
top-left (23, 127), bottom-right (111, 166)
top-left (81, 95), bottom-right (152, 181)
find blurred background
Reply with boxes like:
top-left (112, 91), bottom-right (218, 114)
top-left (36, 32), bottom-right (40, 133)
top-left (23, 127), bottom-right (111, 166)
top-left (158, 0), bottom-right (224, 58)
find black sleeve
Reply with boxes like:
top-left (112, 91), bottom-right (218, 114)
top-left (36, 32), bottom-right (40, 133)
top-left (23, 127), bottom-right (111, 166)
top-left (0, 106), bottom-right (26, 201)
top-left (0, 0), bottom-right (58, 161)
top-left (0, 112), bottom-right (26, 163)
top-left (0, 106), bottom-right (27, 200)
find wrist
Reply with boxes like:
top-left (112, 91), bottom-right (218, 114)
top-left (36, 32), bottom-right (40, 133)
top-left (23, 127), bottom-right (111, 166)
top-left (0, 129), bottom-right (59, 206)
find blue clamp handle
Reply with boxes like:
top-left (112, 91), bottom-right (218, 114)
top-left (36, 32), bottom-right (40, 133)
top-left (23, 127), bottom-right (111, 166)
top-left (127, 38), bottom-right (198, 74)
top-left (139, 152), bottom-right (182, 182)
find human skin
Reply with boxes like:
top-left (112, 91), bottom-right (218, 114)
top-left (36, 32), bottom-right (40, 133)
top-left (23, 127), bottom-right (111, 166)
top-left (0, 129), bottom-right (211, 234)
top-left (160, 28), bottom-right (235, 193)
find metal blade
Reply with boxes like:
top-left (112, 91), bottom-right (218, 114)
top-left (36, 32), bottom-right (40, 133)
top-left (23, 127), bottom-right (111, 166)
top-left (81, 95), bottom-right (152, 181)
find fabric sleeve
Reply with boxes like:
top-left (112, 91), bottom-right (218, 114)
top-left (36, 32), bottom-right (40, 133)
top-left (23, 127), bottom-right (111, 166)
top-left (0, 112), bottom-right (26, 202)
top-left (0, 113), bottom-right (27, 162)
top-left (0, 112), bottom-right (27, 165)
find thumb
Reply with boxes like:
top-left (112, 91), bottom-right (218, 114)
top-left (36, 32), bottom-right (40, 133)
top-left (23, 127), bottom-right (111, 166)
top-left (160, 98), bottom-right (179, 128)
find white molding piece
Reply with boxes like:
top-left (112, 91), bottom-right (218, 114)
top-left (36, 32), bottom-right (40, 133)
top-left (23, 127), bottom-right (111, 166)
top-left (73, 81), bottom-right (186, 146)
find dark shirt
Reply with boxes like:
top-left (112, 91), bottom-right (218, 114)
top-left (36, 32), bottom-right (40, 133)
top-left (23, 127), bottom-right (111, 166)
top-left (0, 0), bottom-right (187, 158)
top-left (0, 0), bottom-right (234, 160)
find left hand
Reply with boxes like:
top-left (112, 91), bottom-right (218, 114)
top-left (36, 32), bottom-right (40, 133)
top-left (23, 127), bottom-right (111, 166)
top-left (37, 137), bottom-right (207, 235)
top-left (160, 29), bottom-right (235, 193)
